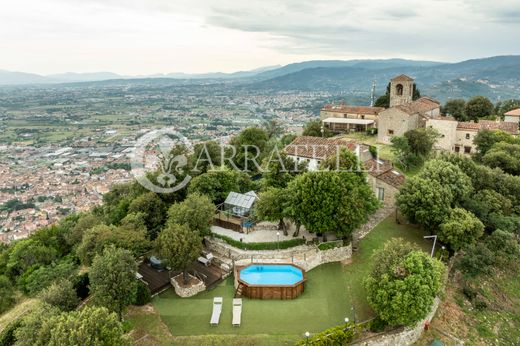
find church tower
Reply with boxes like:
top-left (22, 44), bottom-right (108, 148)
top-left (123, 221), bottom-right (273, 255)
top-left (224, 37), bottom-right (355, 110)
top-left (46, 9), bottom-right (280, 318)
top-left (389, 74), bottom-right (414, 107)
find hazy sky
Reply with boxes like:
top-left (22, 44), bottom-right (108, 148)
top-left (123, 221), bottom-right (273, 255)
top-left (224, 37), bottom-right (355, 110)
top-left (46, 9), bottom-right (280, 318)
top-left (1, 0), bottom-right (519, 75)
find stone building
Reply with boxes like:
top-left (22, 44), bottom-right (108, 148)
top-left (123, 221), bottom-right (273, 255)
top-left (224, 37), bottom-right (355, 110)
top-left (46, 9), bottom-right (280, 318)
top-left (426, 117), bottom-right (519, 155)
top-left (504, 108), bottom-right (520, 124)
top-left (389, 74), bottom-right (415, 107)
top-left (377, 96), bottom-right (441, 144)
top-left (283, 136), bottom-right (371, 170)
top-left (364, 159), bottom-right (405, 206)
top-left (320, 105), bottom-right (385, 133)
top-left (283, 136), bottom-right (404, 205)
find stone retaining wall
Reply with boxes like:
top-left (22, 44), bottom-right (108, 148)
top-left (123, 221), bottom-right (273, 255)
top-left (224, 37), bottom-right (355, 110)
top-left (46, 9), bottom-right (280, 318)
top-left (171, 274), bottom-right (206, 298)
top-left (351, 297), bottom-right (440, 346)
top-left (205, 237), bottom-right (351, 272)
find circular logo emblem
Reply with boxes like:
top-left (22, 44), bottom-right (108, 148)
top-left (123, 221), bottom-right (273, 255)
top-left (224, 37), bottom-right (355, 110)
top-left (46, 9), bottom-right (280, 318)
top-left (130, 128), bottom-right (192, 193)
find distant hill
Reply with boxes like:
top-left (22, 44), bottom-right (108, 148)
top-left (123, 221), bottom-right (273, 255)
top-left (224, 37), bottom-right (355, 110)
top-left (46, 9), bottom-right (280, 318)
top-left (248, 55), bottom-right (520, 101)
top-left (1, 56), bottom-right (520, 102)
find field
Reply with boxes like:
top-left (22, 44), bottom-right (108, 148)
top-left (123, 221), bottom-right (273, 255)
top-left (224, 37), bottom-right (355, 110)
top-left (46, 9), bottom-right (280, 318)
top-left (126, 216), bottom-right (431, 345)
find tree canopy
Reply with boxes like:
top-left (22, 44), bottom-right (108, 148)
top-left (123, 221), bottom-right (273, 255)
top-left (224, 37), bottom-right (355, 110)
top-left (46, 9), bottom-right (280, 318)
top-left (464, 96), bottom-right (494, 121)
top-left (188, 167), bottom-right (253, 204)
top-left (365, 239), bottom-right (444, 326)
top-left (438, 208), bottom-right (484, 251)
top-left (286, 171), bottom-right (378, 237)
top-left (302, 119), bottom-right (332, 138)
top-left (396, 177), bottom-right (453, 229)
top-left (442, 99), bottom-right (466, 121)
top-left (155, 223), bottom-right (202, 284)
top-left (89, 246), bottom-right (137, 320)
top-left (167, 193), bottom-right (215, 236)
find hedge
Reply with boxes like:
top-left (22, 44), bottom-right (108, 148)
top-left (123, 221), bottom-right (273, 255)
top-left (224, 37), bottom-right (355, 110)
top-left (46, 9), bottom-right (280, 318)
top-left (293, 323), bottom-right (358, 345)
top-left (212, 234), bottom-right (305, 251)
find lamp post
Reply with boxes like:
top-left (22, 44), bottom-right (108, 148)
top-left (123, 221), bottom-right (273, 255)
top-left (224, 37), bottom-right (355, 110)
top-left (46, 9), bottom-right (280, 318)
top-left (440, 245), bottom-right (446, 261)
top-left (423, 235), bottom-right (438, 257)
top-left (320, 123), bottom-right (324, 138)
top-left (344, 317), bottom-right (349, 324)
top-left (304, 331), bottom-right (310, 343)
top-left (276, 231), bottom-right (280, 250)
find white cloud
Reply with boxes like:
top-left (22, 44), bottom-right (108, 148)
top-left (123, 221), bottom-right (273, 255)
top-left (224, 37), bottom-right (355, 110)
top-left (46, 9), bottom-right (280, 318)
top-left (0, 0), bottom-right (518, 74)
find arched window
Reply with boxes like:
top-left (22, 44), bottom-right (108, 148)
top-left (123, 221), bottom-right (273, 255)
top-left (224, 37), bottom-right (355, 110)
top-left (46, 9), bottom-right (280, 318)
top-left (396, 84), bottom-right (403, 96)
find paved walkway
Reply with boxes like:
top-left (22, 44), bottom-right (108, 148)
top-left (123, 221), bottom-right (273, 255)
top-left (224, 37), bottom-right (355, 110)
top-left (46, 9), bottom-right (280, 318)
top-left (211, 206), bottom-right (395, 244)
top-left (211, 224), bottom-right (316, 243)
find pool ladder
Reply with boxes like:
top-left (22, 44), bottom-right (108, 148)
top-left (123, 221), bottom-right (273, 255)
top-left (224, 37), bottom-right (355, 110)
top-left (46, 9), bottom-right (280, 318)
top-left (234, 282), bottom-right (244, 298)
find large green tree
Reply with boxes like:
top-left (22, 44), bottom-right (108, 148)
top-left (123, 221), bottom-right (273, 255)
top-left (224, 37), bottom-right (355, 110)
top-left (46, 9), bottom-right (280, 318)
top-left (39, 279), bottom-right (79, 312)
top-left (442, 99), bottom-right (466, 121)
top-left (464, 96), bottom-right (494, 121)
top-left (482, 142), bottom-right (520, 175)
top-left (302, 119), bottom-right (333, 137)
top-left (128, 192), bottom-right (166, 239)
top-left (396, 177), bottom-right (453, 229)
top-left (0, 275), bottom-right (15, 314)
top-left (365, 240), bottom-right (445, 326)
top-left (46, 307), bottom-right (125, 346)
top-left (417, 159), bottom-right (473, 204)
top-left (229, 127), bottom-right (270, 172)
top-left (188, 167), bottom-right (252, 204)
top-left (286, 171), bottom-right (378, 237)
top-left (438, 208), bottom-right (484, 251)
top-left (253, 188), bottom-right (289, 233)
top-left (261, 152), bottom-right (307, 189)
top-left (155, 223), bottom-right (202, 284)
top-left (167, 193), bottom-right (215, 236)
top-left (89, 246), bottom-right (137, 320)
top-left (473, 129), bottom-right (518, 160)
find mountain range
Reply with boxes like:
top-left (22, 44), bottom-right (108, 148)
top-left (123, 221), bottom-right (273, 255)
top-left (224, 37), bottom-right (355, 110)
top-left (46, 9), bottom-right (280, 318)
top-left (1, 56), bottom-right (520, 101)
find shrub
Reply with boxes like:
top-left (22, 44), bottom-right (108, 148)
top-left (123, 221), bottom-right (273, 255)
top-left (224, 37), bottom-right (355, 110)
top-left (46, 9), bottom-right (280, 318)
top-left (0, 320), bottom-right (21, 346)
top-left (212, 234), bottom-right (305, 250)
top-left (72, 272), bottom-right (90, 300)
top-left (455, 243), bottom-right (495, 277)
top-left (462, 285), bottom-right (477, 301)
top-left (369, 316), bottom-right (388, 332)
top-left (39, 279), bottom-right (80, 311)
top-left (294, 323), bottom-right (358, 345)
top-left (134, 281), bottom-right (152, 306)
top-left (474, 299), bottom-right (488, 311)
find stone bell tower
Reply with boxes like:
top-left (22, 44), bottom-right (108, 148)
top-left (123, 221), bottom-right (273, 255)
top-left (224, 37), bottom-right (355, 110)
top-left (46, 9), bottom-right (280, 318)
top-left (389, 74), bottom-right (414, 107)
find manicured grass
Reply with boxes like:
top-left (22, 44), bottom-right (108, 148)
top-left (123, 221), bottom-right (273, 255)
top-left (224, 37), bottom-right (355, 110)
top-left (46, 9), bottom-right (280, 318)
top-left (143, 216), bottom-right (430, 344)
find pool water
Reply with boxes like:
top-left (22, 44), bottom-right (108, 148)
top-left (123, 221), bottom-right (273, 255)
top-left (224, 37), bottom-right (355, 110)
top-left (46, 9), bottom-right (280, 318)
top-left (239, 265), bottom-right (303, 285)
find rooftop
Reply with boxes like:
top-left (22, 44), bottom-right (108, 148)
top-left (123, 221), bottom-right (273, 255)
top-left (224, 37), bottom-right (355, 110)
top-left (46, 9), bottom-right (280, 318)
top-left (364, 158), bottom-right (405, 188)
top-left (394, 97), bottom-right (440, 115)
top-left (456, 120), bottom-right (519, 135)
top-left (321, 105), bottom-right (385, 115)
top-left (283, 136), bottom-right (357, 159)
top-left (505, 108), bottom-right (520, 117)
top-left (391, 74), bottom-right (414, 82)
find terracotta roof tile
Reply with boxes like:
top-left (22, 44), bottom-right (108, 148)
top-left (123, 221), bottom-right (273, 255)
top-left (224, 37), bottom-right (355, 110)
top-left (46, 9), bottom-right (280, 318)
top-left (391, 74), bottom-right (414, 82)
top-left (456, 120), bottom-right (519, 135)
top-left (505, 108), bottom-right (520, 117)
top-left (283, 136), bottom-right (357, 159)
top-left (321, 105), bottom-right (385, 115)
top-left (364, 158), bottom-right (405, 188)
top-left (394, 97), bottom-right (440, 115)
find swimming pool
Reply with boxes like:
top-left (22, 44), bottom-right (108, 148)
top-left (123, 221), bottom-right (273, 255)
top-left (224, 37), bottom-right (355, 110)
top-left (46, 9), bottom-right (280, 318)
top-left (237, 264), bottom-right (306, 299)
top-left (239, 264), bottom-right (303, 285)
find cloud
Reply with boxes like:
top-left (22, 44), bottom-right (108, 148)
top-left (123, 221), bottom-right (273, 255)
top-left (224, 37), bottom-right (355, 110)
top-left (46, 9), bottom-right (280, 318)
top-left (1, 0), bottom-right (519, 74)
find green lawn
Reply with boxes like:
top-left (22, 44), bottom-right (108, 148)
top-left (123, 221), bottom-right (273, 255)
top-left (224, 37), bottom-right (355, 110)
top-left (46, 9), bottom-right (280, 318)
top-left (144, 216), bottom-right (431, 344)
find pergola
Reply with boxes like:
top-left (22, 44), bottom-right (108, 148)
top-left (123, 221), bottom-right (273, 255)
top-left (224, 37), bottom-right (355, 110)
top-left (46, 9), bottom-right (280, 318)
top-left (322, 117), bottom-right (375, 132)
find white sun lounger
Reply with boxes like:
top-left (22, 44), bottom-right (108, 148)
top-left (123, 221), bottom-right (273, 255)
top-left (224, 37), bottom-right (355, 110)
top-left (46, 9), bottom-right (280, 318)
top-left (210, 297), bottom-right (223, 326)
top-left (232, 298), bottom-right (242, 327)
top-left (198, 252), bottom-right (215, 266)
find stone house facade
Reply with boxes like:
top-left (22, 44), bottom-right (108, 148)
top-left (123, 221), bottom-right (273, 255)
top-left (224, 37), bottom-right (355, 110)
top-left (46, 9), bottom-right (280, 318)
top-left (377, 74), bottom-right (441, 144)
top-left (320, 105), bottom-right (385, 132)
top-left (504, 108), bottom-right (520, 124)
top-left (427, 117), bottom-right (519, 155)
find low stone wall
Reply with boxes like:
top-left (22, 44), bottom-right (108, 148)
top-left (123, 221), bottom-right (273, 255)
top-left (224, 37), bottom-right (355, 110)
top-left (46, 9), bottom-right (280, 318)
top-left (171, 274), bottom-right (206, 298)
top-left (205, 237), bottom-right (352, 272)
top-left (352, 297), bottom-right (440, 346)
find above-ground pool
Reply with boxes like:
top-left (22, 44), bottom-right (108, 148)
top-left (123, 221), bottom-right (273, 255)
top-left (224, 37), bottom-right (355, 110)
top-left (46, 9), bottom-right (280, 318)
top-left (237, 264), bottom-right (306, 299)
